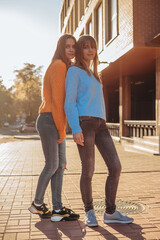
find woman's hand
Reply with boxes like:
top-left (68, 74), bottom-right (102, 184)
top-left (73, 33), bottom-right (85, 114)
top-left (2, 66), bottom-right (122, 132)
top-left (57, 138), bottom-right (64, 144)
top-left (73, 132), bottom-right (84, 146)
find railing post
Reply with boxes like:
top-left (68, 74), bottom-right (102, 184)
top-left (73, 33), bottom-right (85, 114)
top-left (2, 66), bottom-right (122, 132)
top-left (124, 120), bottom-right (156, 138)
top-left (154, 124), bottom-right (160, 156)
top-left (133, 126), bottom-right (136, 137)
top-left (140, 126), bottom-right (143, 138)
top-left (144, 127), bottom-right (147, 136)
top-left (153, 126), bottom-right (156, 136)
top-left (148, 127), bottom-right (152, 136)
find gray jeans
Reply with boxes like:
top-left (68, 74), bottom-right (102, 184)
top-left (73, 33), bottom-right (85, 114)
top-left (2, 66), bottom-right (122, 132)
top-left (77, 117), bottom-right (122, 213)
top-left (35, 113), bottom-right (66, 210)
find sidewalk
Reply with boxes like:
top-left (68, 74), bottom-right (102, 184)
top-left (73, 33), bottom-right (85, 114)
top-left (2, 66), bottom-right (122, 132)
top-left (0, 135), bottom-right (160, 240)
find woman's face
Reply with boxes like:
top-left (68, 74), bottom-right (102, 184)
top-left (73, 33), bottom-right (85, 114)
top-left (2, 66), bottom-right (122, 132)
top-left (82, 41), bottom-right (96, 64)
top-left (65, 38), bottom-right (76, 60)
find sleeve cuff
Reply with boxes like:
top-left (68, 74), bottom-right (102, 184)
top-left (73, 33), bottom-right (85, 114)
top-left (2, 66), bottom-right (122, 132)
top-left (58, 130), bottom-right (66, 139)
top-left (72, 126), bottom-right (82, 134)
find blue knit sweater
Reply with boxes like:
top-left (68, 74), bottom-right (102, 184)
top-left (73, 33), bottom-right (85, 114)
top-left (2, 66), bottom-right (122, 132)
top-left (65, 66), bottom-right (106, 134)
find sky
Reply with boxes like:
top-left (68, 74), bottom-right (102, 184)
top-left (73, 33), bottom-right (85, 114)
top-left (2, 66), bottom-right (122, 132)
top-left (0, 0), bottom-right (62, 88)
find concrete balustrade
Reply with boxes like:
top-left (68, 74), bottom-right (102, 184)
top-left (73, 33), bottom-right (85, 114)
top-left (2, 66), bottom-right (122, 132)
top-left (106, 120), bottom-right (156, 138)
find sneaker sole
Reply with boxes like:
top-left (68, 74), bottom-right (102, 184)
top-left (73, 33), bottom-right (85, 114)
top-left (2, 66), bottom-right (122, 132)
top-left (28, 206), bottom-right (38, 214)
top-left (104, 219), bottom-right (133, 224)
top-left (51, 216), bottom-right (77, 222)
top-left (28, 206), bottom-right (51, 219)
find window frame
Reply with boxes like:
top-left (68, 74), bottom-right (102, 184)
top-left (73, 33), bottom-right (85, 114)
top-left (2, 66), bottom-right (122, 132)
top-left (86, 16), bottom-right (92, 35)
top-left (105, 0), bottom-right (118, 46)
top-left (96, 2), bottom-right (103, 53)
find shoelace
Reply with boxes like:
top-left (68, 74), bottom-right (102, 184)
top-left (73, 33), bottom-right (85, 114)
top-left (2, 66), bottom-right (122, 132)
top-left (40, 204), bottom-right (50, 213)
top-left (63, 207), bottom-right (75, 214)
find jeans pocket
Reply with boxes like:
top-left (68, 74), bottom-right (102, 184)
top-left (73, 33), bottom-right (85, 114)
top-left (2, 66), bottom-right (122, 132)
top-left (80, 118), bottom-right (98, 132)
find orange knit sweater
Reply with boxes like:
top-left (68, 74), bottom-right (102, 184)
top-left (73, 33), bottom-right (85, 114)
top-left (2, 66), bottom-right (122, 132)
top-left (39, 60), bottom-right (67, 139)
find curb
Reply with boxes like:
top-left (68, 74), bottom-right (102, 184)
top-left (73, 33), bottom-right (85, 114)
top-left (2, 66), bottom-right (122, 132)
top-left (14, 135), bottom-right (40, 140)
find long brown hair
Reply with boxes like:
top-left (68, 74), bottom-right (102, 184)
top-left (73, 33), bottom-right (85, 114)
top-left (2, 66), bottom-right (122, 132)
top-left (51, 34), bottom-right (76, 68)
top-left (75, 35), bottom-right (100, 82)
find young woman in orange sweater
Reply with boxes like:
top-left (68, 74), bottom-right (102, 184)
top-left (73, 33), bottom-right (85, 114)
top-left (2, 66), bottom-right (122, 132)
top-left (28, 34), bottom-right (79, 222)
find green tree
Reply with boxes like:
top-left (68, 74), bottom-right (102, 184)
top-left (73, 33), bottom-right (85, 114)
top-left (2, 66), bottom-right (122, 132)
top-left (13, 63), bottom-right (42, 123)
top-left (0, 77), bottom-right (15, 126)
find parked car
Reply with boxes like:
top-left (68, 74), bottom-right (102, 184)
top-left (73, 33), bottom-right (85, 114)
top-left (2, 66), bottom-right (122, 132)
top-left (19, 122), bottom-right (37, 133)
top-left (3, 122), bottom-right (9, 127)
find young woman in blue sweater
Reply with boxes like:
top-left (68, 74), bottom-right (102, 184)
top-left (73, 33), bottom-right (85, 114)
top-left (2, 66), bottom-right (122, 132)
top-left (65, 35), bottom-right (133, 227)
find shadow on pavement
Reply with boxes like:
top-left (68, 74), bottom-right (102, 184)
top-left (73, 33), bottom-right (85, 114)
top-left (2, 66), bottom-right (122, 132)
top-left (86, 225), bottom-right (118, 239)
top-left (35, 219), bottom-right (144, 239)
top-left (103, 223), bottom-right (145, 240)
top-left (35, 219), bottom-right (86, 239)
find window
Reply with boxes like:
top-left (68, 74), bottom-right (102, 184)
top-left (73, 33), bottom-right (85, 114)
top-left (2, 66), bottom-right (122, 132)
top-left (61, 9), bottom-right (64, 31)
top-left (84, 0), bottom-right (90, 8)
top-left (64, 1), bottom-right (67, 18)
top-left (65, 0), bottom-right (70, 15)
top-left (79, 0), bottom-right (84, 20)
top-left (106, 0), bottom-right (118, 43)
top-left (86, 18), bottom-right (92, 35)
top-left (109, 0), bottom-right (118, 39)
top-left (60, 5), bottom-right (65, 31)
top-left (96, 3), bottom-right (103, 52)
top-left (65, 23), bottom-right (69, 34)
top-left (71, 9), bottom-right (73, 34)
top-left (75, 0), bottom-right (78, 30)
top-left (68, 17), bottom-right (71, 34)
top-left (88, 21), bottom-right (92, 35)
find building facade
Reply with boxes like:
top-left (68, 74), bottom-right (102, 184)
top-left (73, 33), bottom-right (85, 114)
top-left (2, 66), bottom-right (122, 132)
top-left (60, 0), bottom-right (160, 139)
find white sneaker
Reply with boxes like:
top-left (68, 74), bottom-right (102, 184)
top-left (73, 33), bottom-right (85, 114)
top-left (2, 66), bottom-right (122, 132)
top-left (104, 210), bottom-right (134, 224)
top-left (84, 209), bottom-right (98, 227)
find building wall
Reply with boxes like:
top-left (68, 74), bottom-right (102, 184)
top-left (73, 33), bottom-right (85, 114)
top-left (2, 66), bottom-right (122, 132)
top-left (133, 0), bottom-right (160, 46)
top-left (99, 0), bottom-right (133, 64)
top-left (60, 0), bottom-right (134, 65)
top-left (60, 0), bottom-right (160, 59)
top-left (60, 0), bottom-right (160, 137)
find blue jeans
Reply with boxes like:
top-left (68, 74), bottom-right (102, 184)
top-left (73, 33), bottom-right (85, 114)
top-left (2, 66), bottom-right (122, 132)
top-left (77, 116), bottom-right (122, 214)
top-left (35, 112), bottom-right (66, 210)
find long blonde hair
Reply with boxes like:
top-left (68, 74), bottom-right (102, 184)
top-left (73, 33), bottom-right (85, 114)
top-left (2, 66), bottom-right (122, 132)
top-left (51, 34), bottom-right (76, 68)
top-left (75, 35), bottom-right (100, 82)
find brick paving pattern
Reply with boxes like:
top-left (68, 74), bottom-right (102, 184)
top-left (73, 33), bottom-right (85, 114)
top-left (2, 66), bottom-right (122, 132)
top-left (0, 135), bottom-right (160, 239)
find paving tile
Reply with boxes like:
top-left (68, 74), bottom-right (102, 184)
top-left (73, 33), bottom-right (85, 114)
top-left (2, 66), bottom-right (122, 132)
top-left (19, 219), bottom-right (30, 225)
top-left (30, 235), bottom-right (49, 240)
top-left (0, 226), bottom-right (5, 233)
top-left (5, 226), bottom-right (30, 233)
top-left (17, 232), bottom-right (30, 240)
top-left (10, 210), bottom-right (21, 214)
top-left (7, 220), bottom-right (19, 226)
top-left (0, 138), bottom-right (160, 239)
top-left (3, 233), bottom-right (17, 240)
